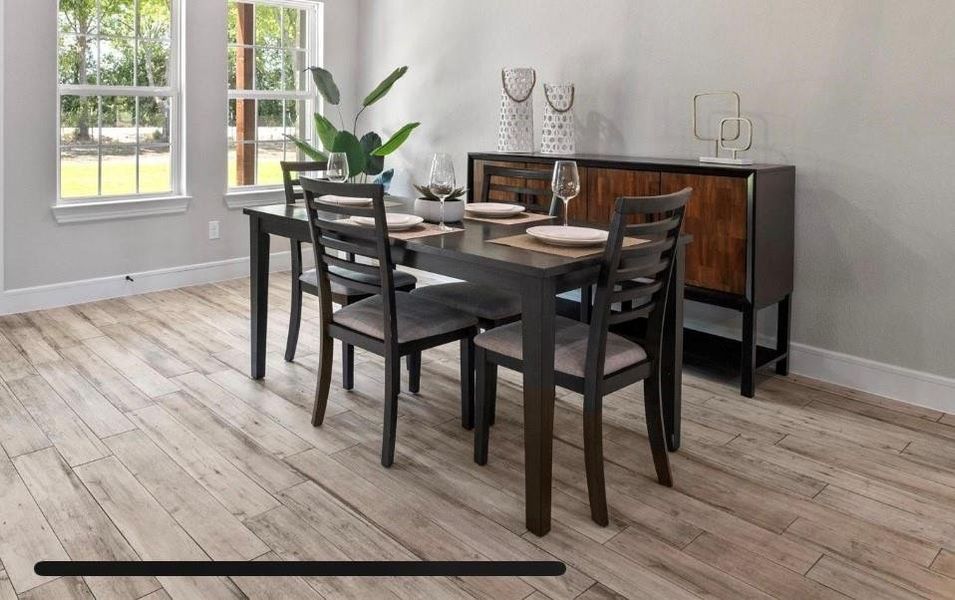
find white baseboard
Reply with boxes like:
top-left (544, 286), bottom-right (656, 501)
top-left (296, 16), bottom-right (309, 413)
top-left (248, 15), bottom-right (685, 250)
top-left (685, 318), bottom-right (955, 415)
top-left (787, 343), bottom-right (955, 415)
top-left (0, 251), bottom-right (298, 316)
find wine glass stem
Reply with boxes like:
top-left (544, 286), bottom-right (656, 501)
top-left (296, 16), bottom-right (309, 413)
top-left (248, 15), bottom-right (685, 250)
top-left (563, 198), bottom-right (569, 227)
top-left (440, 197), bottom-right (446, 229)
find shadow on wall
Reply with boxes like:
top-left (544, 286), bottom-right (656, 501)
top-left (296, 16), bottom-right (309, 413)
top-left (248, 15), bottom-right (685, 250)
top-left (795, 159), bottom-right (938, 373)
top-left (578, 111), bottom-right (625, 154)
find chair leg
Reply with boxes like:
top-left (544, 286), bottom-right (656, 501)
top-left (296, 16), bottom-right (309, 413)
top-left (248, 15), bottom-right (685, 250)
top-left (460, 336), bottom-right (475, 430)
top-left (407, 352), bottom-right (421, 394)
top-left (284, 275), bottom-right (303, 362)
top-left (341, 341), bottom-right (355, 390)
top-left (311, 331), bottom-right (333, 427)
top-left (381, 351), bottom-right (401, 468)
top-left (583, 385), bottom-right (609, 526)
top-left (474, 347), bottom-right (496, 465)
top-left (643, 372), bottom-right (674, 487)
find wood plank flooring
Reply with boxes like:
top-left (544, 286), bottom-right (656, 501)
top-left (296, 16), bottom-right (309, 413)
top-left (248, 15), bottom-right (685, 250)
top-left (0, 271), bottom-right (953, 599)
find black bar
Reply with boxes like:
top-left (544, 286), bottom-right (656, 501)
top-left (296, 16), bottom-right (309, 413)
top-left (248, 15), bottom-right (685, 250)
top-left (36, 561), bottom-right (566, 578)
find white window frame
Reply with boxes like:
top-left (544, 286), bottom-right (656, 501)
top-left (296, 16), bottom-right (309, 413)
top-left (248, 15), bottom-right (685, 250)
top-left (54, 0), bottom-right (185, 219)
top-left (225, 0), bottom-right (322, 207)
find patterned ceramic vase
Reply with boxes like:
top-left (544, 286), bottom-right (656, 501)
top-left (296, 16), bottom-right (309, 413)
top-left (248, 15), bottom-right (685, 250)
top-left (498, 68), bottom-right (536, 153)
top-left (541, 83), bottom-right (576, 155)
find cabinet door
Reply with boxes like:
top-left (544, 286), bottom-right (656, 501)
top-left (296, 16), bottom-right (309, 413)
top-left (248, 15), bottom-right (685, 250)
top-left (661, 173), bottom-right (748, 295)
top-left (587, 169), bottom-right (661, 224)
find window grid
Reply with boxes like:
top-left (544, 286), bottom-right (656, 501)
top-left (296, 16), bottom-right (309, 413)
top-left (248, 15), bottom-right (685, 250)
top-left (227, 0), bottom-right (318, 190)
top-left (57, 0), bottom-right (178, 200)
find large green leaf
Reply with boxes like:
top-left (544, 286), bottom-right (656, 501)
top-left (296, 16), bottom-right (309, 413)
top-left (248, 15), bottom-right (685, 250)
top-left (360, 132), bottom-right (384, 176)
top-left (307, 67), bottom-right (340, 105)
top-left (371, 122), bottom-right (420, 157)
top-left (313, 112), bottom-right (338, 152)
top-left (331, 131), bottom-right (365, 177)
top-left (362, 66), bottom-right (408, 108)
top-left (285, 135), bottom-right (327, 162)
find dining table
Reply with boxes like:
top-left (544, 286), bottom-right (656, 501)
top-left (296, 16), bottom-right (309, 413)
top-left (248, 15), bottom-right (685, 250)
top-left (244, 190), bottom-right (688, 537)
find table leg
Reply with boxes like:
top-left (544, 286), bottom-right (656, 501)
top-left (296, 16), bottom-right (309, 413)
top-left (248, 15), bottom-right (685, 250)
top-left (250, 216), bottom-right (270, 380)
top-left (521, 277), bottom-right (557, 537)
top-left (662, 241), bottom-right (685, 451)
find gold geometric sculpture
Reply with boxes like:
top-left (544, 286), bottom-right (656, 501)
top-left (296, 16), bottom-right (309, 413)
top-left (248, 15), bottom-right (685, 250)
top-left (693, 91), bottom-right (754, 165)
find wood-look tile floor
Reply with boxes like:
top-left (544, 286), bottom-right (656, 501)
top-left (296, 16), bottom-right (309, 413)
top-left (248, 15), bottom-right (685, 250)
top-left (1, 271), bottom-right (954, 599)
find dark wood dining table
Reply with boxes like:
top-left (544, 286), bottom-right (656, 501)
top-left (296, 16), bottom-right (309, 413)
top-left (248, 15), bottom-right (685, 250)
top-left (244, 196), bottom-right (687, 536)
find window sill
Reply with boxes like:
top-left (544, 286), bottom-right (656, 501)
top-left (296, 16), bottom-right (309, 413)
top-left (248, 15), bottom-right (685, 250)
top-left (52, 195), bottom-right (192, 224)
top-left (224, 187), bottom-right (286, 209)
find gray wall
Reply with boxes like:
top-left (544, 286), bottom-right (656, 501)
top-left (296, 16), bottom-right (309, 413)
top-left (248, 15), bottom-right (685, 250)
top-left (1, 0), bottom-right (360, 288)
top-left (355, 0), bottom-right (955, 379)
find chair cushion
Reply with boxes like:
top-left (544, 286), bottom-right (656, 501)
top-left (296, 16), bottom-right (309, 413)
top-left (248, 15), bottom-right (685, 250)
top-left (300, 267), bottom-right (417, 296)
top-left (475, 316), bottom-right (647, 378)
top-left (333, 291), bottom-right (478, 344)
top-left (410, 282), bottom-right (521, 322)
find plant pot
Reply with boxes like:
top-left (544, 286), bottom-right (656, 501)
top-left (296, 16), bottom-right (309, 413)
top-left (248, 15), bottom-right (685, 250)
top-left (414, 198), bottom-right (465, 223)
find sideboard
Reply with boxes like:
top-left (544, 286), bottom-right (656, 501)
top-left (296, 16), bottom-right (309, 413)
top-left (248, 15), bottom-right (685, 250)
top-left (467, 152), bottom-right (796, 397)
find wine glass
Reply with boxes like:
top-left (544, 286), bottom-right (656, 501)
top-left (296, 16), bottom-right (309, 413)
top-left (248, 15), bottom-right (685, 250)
top-left (326, 152), bottom-right (349, 183)
top-left (551, 160), bottom-right (580, 227)
top-left (429, 153), bottom-right (456, 231)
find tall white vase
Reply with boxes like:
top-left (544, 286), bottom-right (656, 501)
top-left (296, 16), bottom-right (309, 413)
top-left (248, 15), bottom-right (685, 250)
top-left (541, 83), bottom-right (576, 155)
top-left (498, 68), bottom-right (536, 153)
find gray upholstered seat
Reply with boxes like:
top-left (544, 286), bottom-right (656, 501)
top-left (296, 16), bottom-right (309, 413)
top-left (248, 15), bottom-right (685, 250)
top-left (410, 282), bottom-right (521, 322)
top-left (475, 316), bottom-right (647, 378)
top-left (333, 291), bottom-right (478, 344)
top-left (300, 267), bottom-right (416, 296)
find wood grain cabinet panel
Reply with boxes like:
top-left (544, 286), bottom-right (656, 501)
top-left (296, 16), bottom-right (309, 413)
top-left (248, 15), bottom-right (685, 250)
top-left (587, 169), bottom-right (661, 224)
top-left (661, 173), bottom-right (748, 295)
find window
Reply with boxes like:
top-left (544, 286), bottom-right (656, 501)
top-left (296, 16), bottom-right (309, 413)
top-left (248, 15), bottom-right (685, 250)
top-left (227, 0), bottom-right (320, 190)
top-left (57, 0), bottom-right (179, 201)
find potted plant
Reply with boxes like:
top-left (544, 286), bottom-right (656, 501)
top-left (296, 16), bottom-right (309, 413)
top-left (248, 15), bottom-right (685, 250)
top-left (287, 66), bottom-right (419, 189)
top-left (413, 185), bottom-right (467, 223)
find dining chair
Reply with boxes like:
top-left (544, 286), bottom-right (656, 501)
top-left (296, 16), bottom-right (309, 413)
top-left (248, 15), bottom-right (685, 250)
top-left (408, 282), bottom-right (522, 429)
top-left (472, 187), bottom-right (691, 526)
top-left (402, 165), bottom-right (557, 418)
top-left (280, 161), bottom-right (417, 392)
top-left (482, 165), bottom-right (558, 214)
top-left (301, 179), bottom-right (480, 467)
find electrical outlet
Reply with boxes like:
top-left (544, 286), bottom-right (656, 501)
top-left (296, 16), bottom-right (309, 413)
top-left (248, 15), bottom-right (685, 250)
top-left (208, 220), bottom-right (220, 240)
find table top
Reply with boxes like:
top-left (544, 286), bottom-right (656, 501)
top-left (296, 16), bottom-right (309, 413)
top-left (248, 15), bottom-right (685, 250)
top-left (245, 201), bottom-right (618, 279)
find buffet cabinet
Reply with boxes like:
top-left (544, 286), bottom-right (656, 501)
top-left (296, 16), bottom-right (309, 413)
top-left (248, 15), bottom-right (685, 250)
top-left (467, 152), bottom-right (796, 397)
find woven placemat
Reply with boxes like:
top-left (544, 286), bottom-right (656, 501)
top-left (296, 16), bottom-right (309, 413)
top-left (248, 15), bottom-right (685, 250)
top-left (463, 212), bottom-right (556, 226)
top-left (489, 233), bottom-right (648, 258)
top-left (390, 222), bottom-right (464, 241)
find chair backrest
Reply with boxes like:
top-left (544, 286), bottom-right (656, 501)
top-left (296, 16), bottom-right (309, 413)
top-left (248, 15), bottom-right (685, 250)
top-left (482, 165), bottom-right (558, 215)
top-left (281, 160), bottom-right (328, 204)
top-left (586, 188), bottom-right (691, 379)
top-left (300, 179), bottom-right (399, 343)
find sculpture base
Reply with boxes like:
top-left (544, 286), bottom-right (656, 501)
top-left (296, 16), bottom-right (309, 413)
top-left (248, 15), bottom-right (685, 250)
top-left (699, 156), bottom-right (754, 166)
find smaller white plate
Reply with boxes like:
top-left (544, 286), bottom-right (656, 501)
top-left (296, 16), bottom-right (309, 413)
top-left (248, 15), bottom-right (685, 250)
top-left (321, 195), bottom-right (373, 206)
top-left (465, 202), bottom-right (526, 218)
top-left (526, 226), bottom-right (608, 247)
top-left (351, 213), bottom-right (424, 231)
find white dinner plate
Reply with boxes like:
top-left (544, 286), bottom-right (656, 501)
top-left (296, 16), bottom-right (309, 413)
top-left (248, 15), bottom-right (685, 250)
top-left (351, 213), bottom-right (424, 231)
top-left (320, 195), bottom-right (373, 206)
top-left (464, 202), bottom-right (526, 218)
top-left (526, 225), bottom-right (608, 247)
